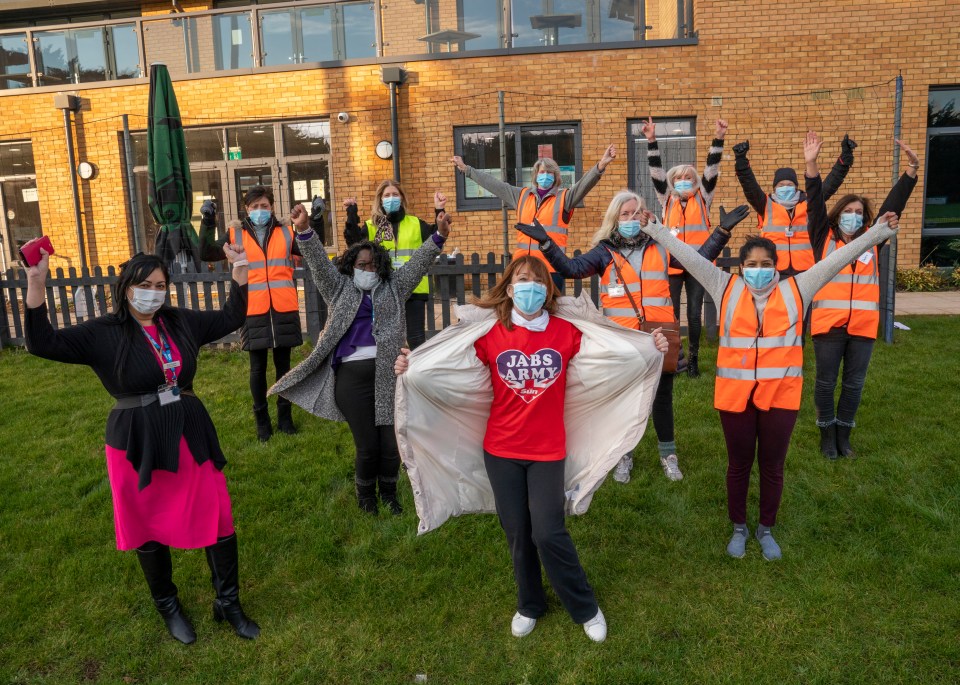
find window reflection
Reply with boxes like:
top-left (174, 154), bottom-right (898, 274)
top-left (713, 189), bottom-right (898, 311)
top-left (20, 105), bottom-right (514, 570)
top-left (0, 33), bottom-right (31, 89)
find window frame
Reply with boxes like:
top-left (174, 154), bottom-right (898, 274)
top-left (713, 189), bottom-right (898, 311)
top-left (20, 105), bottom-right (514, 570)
top-left (626, 116), bottom-right (697, 213)
top-left (453, 121), bottom-right (583, 211)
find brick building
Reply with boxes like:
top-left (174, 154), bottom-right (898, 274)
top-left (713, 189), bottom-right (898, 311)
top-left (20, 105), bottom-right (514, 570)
top-left (0, 0), bottom-right (957, 271)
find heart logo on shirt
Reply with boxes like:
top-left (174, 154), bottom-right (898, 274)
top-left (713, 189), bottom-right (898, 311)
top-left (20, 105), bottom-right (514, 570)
top-left (495, 348), bottom-right (563, 404)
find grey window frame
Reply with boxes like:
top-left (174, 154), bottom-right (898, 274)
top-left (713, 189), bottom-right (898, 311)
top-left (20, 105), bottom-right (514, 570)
top-left (626, 116), bottom-right (697, 213)
top-left (453, 121), bottom-right (583, 211)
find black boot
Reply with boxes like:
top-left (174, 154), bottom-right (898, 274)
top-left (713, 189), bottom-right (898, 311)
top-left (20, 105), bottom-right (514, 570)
top-left (687, 352), bottom-right (700, 378)
top-left (836, 423), bottom-right (856, 458)
top-left (253, 406), bottom-right (272, 443)
top-left (276, 399), bottom-right (297, 435)
top-left (205, 534), bottom-right (260, 640)
top-left (136, 543), bottom-right (197, 645)
top-left (356, 479), bottom-right (378, 515)
top-left (378, 477), bottom-right (403, 516)
top-left (819, 423), bottom-right (839, 460)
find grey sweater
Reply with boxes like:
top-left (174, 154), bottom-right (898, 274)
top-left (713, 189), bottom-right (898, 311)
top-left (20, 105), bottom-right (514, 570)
top-left (462, 162), bottom-right (605, 220)
top-left (269, 231), bottom-right (442, 426)
top-left (642, 218), bottom-right (898, 310)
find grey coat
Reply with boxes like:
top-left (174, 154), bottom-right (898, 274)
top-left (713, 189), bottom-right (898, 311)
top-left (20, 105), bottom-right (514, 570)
top-left (269, 231), bottom-right (442, 425)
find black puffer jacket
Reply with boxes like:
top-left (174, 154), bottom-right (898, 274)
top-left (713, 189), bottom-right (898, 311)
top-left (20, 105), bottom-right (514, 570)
top-left (200, 215), bottom-right (303, 351)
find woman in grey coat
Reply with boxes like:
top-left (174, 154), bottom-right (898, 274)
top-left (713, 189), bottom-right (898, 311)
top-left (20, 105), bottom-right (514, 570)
top-left (271, 204), bottom-right (452, 514)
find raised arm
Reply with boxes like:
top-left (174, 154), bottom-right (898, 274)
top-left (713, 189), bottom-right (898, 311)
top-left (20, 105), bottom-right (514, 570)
top-left (877, 140), bottom-right (920, 216)
top-left (561, 144), bottom-right (615, 217)
top-left (198, 199), bottom-right (227, 261)
top-left (179, 244), bottom-right (249, 345)
top-left (393, 212), bottom-right (449, 299)
top-left (451, 156), bottom-right (523, 209)
top-left (292, 203), bottom-right (344, 300)
top-left (417, 191), bottom-right (448, 240)
top-left (822, 134), bottom-right (856, 201)
top-left (699, 119), bottom-right (727, 208)
top-left (732, 140), bottom-right (769, 214)
top-left (795, 213), bottom-right (900, 306)
top-left (806, 173), bottom-right (830, 259)
top-left (342, 199), bottom-right (366, 246)
top-left (641, 117), bottom-right (669, 210)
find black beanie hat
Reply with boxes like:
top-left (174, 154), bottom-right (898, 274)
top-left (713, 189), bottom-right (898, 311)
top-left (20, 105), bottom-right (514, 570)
top-left (773, 167), bottom-right (798, 186)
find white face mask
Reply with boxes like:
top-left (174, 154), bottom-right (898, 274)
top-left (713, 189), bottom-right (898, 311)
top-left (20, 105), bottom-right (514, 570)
top-left (353, 270), bottom-right (380, 291)
top-left (129, 288), bottom-right (166, 315)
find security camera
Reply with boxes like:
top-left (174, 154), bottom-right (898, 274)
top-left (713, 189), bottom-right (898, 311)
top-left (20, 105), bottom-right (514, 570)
top-left (336, 112), bottom-right (350, 123)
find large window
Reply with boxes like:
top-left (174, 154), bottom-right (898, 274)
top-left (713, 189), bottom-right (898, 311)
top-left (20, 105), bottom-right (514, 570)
top-left (260, 1), bottom-right (374, 65)
top-left (453, 123), bottom-right (581, 210)
top-left (33, 24), bottom-right (140, 85)
top-left (627, 117), bottom-right (696, 213)
top-left (0, 140), bottom-right (41, 270)
top-left (0, 33), bottom-right (31, 90)
top-left (922, 87), bottom-right (960, 266)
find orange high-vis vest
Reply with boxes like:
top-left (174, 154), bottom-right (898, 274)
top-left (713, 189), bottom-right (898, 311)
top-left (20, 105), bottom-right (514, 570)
top-left (663, 190), bottom-right (711, 276)
top-left (229, 224), bottom-right (298, 316)
top-left (514, 187), bottom-right (570, 273)
top-left (715, 276), bottom-right (804, 413)
top-left (811, 239), bottom-right (880, 339)
top-left (599, 245), bottom-right (674, 328)
top-left (759, 196), bottom-right (814, 273)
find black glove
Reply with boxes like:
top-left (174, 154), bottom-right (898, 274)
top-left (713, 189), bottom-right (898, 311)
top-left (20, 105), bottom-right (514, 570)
top-left (732, 140), bottom-right (750, 157)
top-left (515, 218), bottom-right (549, 245)
top-left (719, 204), bottom-right (751, 232)
top-left (309, 196), bottom-right (326, 231)
top-left (840, 134), bottom-right (857, 165)
top-left (200, 199), bottom-right (217, 225)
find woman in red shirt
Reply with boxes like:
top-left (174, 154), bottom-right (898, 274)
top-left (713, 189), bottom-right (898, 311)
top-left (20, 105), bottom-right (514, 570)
top-left (396, 255), bottom-right (668, 642)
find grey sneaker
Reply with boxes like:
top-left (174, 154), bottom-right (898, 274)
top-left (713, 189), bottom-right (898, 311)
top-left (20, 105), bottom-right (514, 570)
top-left (726, 525), bottom-right (749, 558)
top-left (613, 455), bottom-right (633, 483)
top-left (756, 526), bottom-right (782, 561)
top-left (511, 612), bottom-right (536, 637)
top-left (659, 454), bottom-right (683, 481)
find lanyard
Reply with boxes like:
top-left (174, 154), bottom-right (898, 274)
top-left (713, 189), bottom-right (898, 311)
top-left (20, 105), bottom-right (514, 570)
top-left (140, 319), bottom-right (178, 385)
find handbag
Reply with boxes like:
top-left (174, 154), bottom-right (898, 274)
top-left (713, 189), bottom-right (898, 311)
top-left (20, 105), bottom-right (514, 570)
top-left (607, 249), bottom-right (681, 373)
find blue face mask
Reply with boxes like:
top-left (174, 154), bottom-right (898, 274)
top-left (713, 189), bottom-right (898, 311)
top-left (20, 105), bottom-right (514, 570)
top-left (618, 220), bottom-right (642, 239)
top-left (838, 212), bottom-right (864, 234)
top-left (775, 185), bottom-right (797, 202)
top-left (248, 209), bottom-right (271, 228)
top-left (674, 180), bottom-right (694, 194)
top-left (382, 196), bottom-right (401, 214)
top-left (511, 281), bottom-right (548, 316)
top-left (536, 173), bottom-right (554, 190)
top-left (742, 267), bottom-right (777, 290)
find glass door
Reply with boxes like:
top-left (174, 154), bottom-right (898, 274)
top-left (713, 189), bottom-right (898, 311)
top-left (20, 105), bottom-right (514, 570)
top-left (286, 159), bottom-right (330, 244)
top-left (233, 164), bottom-right (276, 221)
top-left (0, 176), bottom-right (42, 269)
top-left (190, 167), bottom-right (227, 240)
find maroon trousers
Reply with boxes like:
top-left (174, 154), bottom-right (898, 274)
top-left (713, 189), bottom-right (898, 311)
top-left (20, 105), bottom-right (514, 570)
top-left (718, 400), bottom-right (798, 527)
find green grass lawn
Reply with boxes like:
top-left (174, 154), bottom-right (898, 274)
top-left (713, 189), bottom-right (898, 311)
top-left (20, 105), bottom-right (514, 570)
top-left (1, 317), bottom-right (959, 684)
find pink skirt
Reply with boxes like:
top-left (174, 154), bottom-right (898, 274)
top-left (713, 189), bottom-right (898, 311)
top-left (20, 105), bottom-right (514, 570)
top-left (105, 437), bottom-right (235, 551)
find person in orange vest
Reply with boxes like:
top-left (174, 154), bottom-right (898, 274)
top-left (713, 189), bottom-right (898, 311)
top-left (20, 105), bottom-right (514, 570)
top-left (733, 133), bottom-right (857, 276)
top-left (639, 202), bottom-right (901, 560)
top-left (642, 116), bottom-right (728, 377)
top-left (451, 145), bottom-right (617, 291)
top-left (806, 139), bottom-right (920, 459)
top-left (200, 186), bottom-right (310, 442)
top-left (518, 189), bottom-right (742, 483)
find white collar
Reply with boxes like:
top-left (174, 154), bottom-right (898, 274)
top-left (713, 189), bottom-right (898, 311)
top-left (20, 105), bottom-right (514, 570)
top-left (511, 308), bottom-right (550, 332)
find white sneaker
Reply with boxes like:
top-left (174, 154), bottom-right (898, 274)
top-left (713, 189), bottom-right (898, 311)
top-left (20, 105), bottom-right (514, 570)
top-left (511, 612), bottom-right (536, 637)
top-left (612, 455), bottom-right (633, 484)
top-left (660, 454), bottom-right (683, 481)
top-left (583, 608), bottom-right (607, 642)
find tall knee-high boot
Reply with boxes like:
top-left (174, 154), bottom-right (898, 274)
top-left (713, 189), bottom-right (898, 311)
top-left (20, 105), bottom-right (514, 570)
top-left (205, 534), bottom-right (260, 639)
top-left (136, 543), bottom-right (197, 645)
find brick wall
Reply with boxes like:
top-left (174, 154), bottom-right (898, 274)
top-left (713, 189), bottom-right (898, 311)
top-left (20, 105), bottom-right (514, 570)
top-left (1, 0), bottom-right (957, 269)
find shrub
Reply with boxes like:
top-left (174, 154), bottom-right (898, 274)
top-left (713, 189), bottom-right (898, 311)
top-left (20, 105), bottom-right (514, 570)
top-left (896, 264), bottom-right (948, 292)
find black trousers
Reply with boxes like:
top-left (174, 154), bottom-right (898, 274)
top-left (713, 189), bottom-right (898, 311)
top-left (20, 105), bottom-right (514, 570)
top-left (669, 272), bottom-right (705, 356)
top-left (651, 371), bottom-right (675, 443)
top-left (249, 346), bottom-right (292, 411)
top-left (483, 452), bottom-right (597, 624)
top-left (813, 327), bottom-right (876, 426)
top-left (334, 359), bottom-right (400, 484)
top-left (405, 296), bottom-right (427, 350)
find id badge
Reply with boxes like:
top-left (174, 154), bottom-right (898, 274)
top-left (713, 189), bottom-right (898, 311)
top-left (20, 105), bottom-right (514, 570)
top-left (858, 251), bottom-right (873, 265)
top-left (608, 284), bottom-right (626, 297)
top-left (784, 229), bottom-right (794, 238)
top-left (392, 258), bottom-right (405, 269)
top-left (158, 383), bottom-right (181, 406)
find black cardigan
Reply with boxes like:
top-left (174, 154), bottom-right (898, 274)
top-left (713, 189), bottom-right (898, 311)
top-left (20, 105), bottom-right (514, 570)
top-left (25, 281), bottom-right (248, 489)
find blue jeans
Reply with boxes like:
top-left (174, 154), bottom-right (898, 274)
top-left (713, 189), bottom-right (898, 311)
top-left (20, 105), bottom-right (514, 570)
top-left (812, 327), bottom-right (875, 426)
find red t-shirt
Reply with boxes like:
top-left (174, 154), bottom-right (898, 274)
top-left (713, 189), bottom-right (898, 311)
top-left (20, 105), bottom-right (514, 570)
top-left (474, 317), bottom-right (582, 461)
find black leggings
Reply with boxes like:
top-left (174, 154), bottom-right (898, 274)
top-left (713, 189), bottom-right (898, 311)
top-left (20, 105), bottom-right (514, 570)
top-left (651, 371), bottom-right (675, 443)
top-left (669, 272), bottom-right (705, 356)
top-left (405, 296), bottom-right (427, 350)
top-left (249, 346), bottom-right (292, 411)
top-left (334, 359), bottom-right (400, 485)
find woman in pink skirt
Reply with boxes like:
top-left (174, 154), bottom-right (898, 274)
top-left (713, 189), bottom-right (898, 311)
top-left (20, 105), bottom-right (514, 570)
top-left (24, 247), bottom-right (258, 644)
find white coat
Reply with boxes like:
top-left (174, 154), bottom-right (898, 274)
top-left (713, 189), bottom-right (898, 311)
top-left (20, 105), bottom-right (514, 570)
top-left (394, 293), bottom-right (664, 534)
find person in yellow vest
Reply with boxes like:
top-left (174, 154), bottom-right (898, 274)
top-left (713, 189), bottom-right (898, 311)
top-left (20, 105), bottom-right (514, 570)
top-left (451, 145), bottom-right (617, 291)
top-left (642, 116), bottom-right (728, 377)
top-left (639, 205), bottom-right (900, 560)
top-left (343, 180), bottom-right (447, 350)
top-left (733, 133), bottom-right (857, 277)
top-left (517, 190), bottom-right (745, 483)
top-left (806, 139), bottom-right (920, 458)
top-left (199, 186), bottom-right (306, 442)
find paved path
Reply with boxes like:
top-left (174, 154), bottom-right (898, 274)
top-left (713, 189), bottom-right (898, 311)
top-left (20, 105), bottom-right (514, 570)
top-left (894, 291), bottom-right (960, 315)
